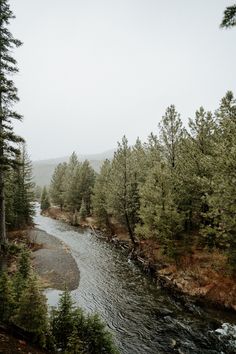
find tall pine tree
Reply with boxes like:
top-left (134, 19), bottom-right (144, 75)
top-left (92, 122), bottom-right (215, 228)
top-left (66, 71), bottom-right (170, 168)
top-left (0, 0), bottom-right (23, 248)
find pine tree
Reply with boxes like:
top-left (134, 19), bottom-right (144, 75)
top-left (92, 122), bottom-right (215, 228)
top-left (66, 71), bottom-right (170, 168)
top-left (108, 136), bottom-right (138, 244)
top-left (65, 329), bottom-right (84, 354)
top-left (18, 247), bottom-right (31, 279)
top-left (92, 159), bottom-right (111, 227)
top-left (50, 162), bottom-right (67, 210)
top-left (51, 287), bottom-right (76, 351)
top-left (221, 4), bottom-right (236, 28)
top-left (0, 0), bottom-right (24, 249)
top-left (13, 247), bottom-right (31, 300)
top-left (7, 144), bottom-right (35, 229)
top-left (209, 92), bottom-right (236, 254)
top-left (80, 313), bottom-right (119, 354)
top-left (41, 186), bottom-right (50, 211)
top-left (64, 152), bottom-right (80, 211)
top-left (77, 160), bottom-right (96, 214)
top-left (159, 105), bottom-right (182, 170)
top-left (79, 199), bottom-right (87, 221)
top-left (175, 108), bottom-right (217, 238)
top-left (0, 271), bottom-right (15, 323)
top-left (137, 162), bottom-right (183, 253)
top-left (13, 275), bottom-right (48, 347)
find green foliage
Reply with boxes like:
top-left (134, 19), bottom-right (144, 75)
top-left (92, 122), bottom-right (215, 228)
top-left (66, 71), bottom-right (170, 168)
top-left (136, 163), bottom-right (183, 248)
top-left (107, 136), bottom-right (139, 244)
top-left (4, 144), bottom-right (35, 230)
top-left (18, 247), bottom-right (31, 279)
top-left (50, 153), bottom-right (95, 216)
top-left (50, 162), bottom-right (67, 210)
top-left (65, 328), bottom-right (84, 354)
top-left (79, 199), bottom-right (87, 221)
top-left (13, 275), bottom-right (48, 347)
top-left (0, 0), bottom-right (24, 247)
top-left (78, 313), bottom-right (119, 354)
top-left (13, 247), bottom-right (31, 301)
top-left (92, 159), bottom-right (111, 227)
top-left (49, 92), bottom-right (236, 268)
top-left (0, 0), bottom-right (24, 168)
top-left (221, 4), bottom-right (236, 28)
top-left (159, 105), bottom-right (183, 169)
top-left (0, 272), bottom-right (15, 322)
top-left (51, 288), bottom-right (119, 354)
top-left (41, 186), bottom-right (50, 211)
top-left (51, 287), bottom-right (76, 350)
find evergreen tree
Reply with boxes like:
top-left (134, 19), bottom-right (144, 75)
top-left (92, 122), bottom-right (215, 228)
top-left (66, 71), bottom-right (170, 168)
top-left (64, 152), bottom-right (80, 211)
top-left (65, 329), bottom-right (84, 354)
top-left (13, 247), bottom-right (31, 300)
top-left (92, 159), bottom-right (111, 227)
top-left (175, 108), bottom-right (217, 238)
top-left (51, 287), bottom-right (76, 351)
top-left (70, 160), bottom-right (95, 215)
top-left (208, 92), bottom-right (236, 254)
top-left (50, 162), bottom-right (67, 210)
top-left (51, 288), bottom-right (119, 353)
top-left (13, 275), bottom-right (48, 347)
top-left (78, 160), bottom-right (96, 214)
top-left (108, 136), bottom-right (138, 244)
top-left (0, 271), bottom-right (15, 322)
top-left (41, 186), bottom-right (50, 211)
top-left (144, 133), bottom-right (162, 169)
top-left (79, 313), bottom-right (119, 354)
top-left (137, 162), bottom-right (183, 254)
top-left (18, 247), bottom-right (31, 279)
top-left (79, 199), bottom-right (87, 221)
top-left (159, 105), bottom-right (182, 170)
top-left (0, 0), bottom-right (24, 248)
top-left (221, 4), bottom-right (236, 28)
top-left (7, 144), bottom-right (35, 229)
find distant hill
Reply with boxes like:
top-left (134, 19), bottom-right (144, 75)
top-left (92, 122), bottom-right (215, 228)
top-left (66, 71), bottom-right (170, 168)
top-left (32, 149), bottom-right (115, 187)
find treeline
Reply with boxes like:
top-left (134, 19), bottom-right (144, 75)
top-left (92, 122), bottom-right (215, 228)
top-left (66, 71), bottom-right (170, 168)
top-left (5, 143), bottom-right (35, 230)
top-left (49, 154), bottom-right (96, 220)
top-left (51, 91), bottom-right (236, 268)
top-left (0, 248), bottom-right (118, 353)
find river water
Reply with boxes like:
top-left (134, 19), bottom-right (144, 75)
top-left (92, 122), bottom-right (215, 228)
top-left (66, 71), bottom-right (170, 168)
top-left (34, 210), bottom-right (236, 354)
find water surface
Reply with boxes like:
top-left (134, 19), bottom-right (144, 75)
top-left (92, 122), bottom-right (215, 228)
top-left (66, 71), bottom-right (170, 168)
top-left (35, 209), bottom-right (236, 354)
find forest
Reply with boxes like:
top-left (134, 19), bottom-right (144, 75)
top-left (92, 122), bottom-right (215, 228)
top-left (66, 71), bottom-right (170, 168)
top-left (50, 93), bottom-right (236, 269)
top-left (1, 0), bottom-right (236, 353)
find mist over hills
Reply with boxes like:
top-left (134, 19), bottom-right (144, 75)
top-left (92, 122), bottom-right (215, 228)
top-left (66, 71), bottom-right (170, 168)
top-left (33, 149), bottom-right (115, 187)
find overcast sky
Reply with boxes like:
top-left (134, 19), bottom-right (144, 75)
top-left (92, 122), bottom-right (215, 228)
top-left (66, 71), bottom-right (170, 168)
top-left (10, 0), bottom-right (236, 161)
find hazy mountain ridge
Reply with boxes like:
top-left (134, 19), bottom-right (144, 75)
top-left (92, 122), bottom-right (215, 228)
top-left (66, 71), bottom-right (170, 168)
top-left (33, 149), bottom-right (115, 187)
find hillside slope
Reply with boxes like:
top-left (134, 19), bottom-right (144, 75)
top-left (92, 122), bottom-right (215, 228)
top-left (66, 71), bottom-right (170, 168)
top-left (32, 149), bottom-right (115, 187)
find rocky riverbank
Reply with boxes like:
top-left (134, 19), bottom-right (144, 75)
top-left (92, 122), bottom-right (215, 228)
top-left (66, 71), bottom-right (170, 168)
top-left (44, 207), bottom-right (236, 312)
top-left (28, 228), bottom-right (80, 290)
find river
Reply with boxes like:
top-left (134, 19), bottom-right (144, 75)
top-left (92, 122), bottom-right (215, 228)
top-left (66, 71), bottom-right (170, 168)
top-left (34, 209), bottom-right (236, 354)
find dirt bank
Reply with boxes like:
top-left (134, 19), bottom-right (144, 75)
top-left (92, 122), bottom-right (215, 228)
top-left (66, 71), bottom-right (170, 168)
top-left (28, 228), bottom-right (79, 291)
top-left (0, 325), bottom-right (47, 354)
top-left (45, 207), bottom-right (236, 312)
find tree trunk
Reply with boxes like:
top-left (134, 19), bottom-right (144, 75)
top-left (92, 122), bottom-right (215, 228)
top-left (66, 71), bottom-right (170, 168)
top-left (124, 211), bottom-right (136, 245)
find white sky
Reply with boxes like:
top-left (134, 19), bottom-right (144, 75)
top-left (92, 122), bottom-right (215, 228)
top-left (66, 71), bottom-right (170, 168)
top-left (10, 0), bottom-right (236, 161)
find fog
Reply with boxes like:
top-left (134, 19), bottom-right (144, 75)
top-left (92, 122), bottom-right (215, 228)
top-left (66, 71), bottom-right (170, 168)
top-left (10, 0), bottom-right (236, 161)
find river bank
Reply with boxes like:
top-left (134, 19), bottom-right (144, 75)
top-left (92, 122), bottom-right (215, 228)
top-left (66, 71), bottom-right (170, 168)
top-left (28, 228), bottom-right (79, 290)
top-left (36, 207), bottom-right (236, 353)
top-left (7, 227), bottom-right (79, 291)
top-left (44, 206), bottom-right (236, 313)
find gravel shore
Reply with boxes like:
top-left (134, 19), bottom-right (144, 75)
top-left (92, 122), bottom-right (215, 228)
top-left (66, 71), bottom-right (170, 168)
top-left (28, 228), bottom-right (79, 290)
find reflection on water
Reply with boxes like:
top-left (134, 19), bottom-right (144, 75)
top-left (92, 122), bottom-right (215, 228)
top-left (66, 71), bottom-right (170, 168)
top-left (35, 208), bottom-right (236, 354)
